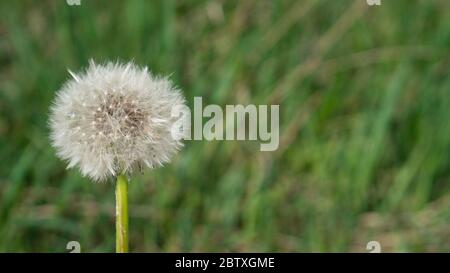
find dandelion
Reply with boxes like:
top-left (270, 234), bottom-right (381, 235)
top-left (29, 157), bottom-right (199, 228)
top-left (49, 60), bottom-right (186, 252)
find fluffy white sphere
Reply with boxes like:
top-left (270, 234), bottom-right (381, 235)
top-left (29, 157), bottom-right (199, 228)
top-left (50, 60), bottom-right (185, 181)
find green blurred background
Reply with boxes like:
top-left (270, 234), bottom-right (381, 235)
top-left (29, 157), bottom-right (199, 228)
top-left (0, 0), bottom-right (449, 252)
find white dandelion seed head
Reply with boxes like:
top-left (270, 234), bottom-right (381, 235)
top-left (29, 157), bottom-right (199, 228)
top-left (49, 60), bottom-right (185, 181)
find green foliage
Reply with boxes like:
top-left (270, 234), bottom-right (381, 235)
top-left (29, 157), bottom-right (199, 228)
top-left (0, 0), bottom-right (449, 252)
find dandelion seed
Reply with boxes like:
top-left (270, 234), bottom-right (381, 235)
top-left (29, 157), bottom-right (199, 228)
top-left (49, 60), bottom-right (185, 182)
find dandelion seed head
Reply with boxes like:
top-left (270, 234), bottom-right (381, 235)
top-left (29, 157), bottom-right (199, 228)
top-left (49, 60), bottom-right (185, 181)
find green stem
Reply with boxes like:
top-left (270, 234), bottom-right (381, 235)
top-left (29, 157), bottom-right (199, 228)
top-left (115, 174), bottom-right (129, 253)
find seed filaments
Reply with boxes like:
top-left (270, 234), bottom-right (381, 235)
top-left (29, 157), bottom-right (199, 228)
top-left (50, 61), bottom-right (184, 181)
top-left (78, 93), bottom-right (149, 141)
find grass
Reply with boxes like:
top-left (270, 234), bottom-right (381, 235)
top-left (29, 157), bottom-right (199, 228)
top-left (0, 0), bottom-right (449, 252)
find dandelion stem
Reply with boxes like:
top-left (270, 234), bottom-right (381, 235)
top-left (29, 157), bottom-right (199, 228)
top-left (115, 174), bottom-right (129, 253)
